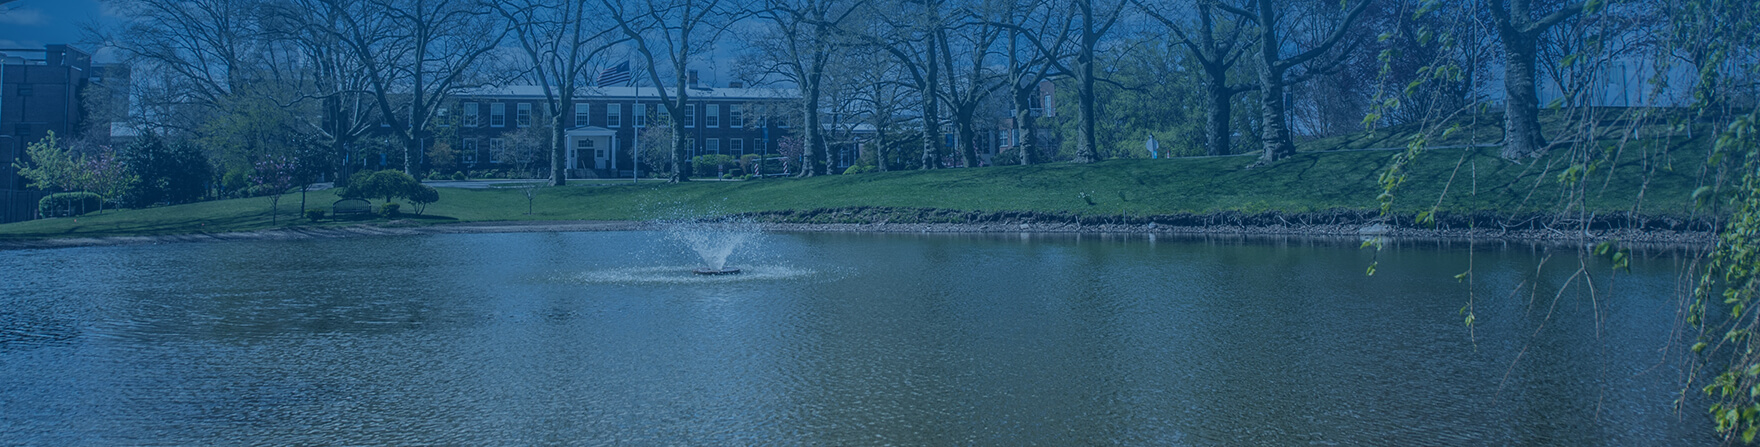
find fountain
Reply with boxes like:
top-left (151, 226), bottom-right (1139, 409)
top-left (663, 217), bottom-right (762, 276)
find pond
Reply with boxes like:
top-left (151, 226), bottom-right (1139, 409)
top-left (0, 231), bottom-right (1716, 444)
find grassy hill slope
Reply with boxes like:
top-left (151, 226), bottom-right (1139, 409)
top-left (0, 134), bottom-right (1714, 240)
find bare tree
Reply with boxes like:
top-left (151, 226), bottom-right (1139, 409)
top-left (757, 0), bottom-right (865, 176)
top-left (1138, 0), bottom-right (1258, 156)
top-left (266, 0), bottom-right (382, 183)
top-left (97, 0), bottom-right (274, 137)
top-left (1219, 0), bottom-right (1373, 165)
top-left (1487, 0), bottom-right (1583, 160)
top-left (842, 46), bottom-right (912, 171)
top-left (938, 4), bottom-right (1008, 167)
top-left (323, 0), bottom-right (507, 177)
top-left (996, 0), bottom-right (1070, 165)
top-left (603, 0), bottom-right (745, 182)
top-left (988, 0), bottom-right (1121, 163)
top-left (493, 0), bottom-right (624, 186)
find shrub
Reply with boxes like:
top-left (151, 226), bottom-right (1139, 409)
top-left (305, 209), bottom-right (326, 221)
top-left (726, 168), bottom-right (745, 178)
top-left (38, 192), bottom-right (103, 217)
top-left (338, 170), bottom-right (422, 203)
top-left (451, 171), bottom-right (466, 181)
top-left (118, 136), bottom-right (210, 207)
top-left (691, 154), bottom-right (735, 178)
top-left (221, 168), bottom-right (251, 198)
top-left (378, 202), bottom-right (401, 217)
top-left (843, 164), bottom-right (876, 175)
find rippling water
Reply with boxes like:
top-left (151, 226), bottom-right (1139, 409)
top-left (0, 231), bottom-right (1716, 444)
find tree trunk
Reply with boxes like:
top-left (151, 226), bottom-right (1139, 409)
top-left (921, 35), bottom-right (942, 169)
top-left (1072, 0), bottom-right (1099, 163)
top-left (802, 79), bottom-right (825, 176)
top-left (1257, 65), bottom-right (1295, 163)
top-left (956, 115), bottom-right (978, 167)
top-left (671, 120), bottom-right (690, 182)
top-left (1073, 45), bottom-right (1098, 163)
top-left (1014, 85), bottom-right (1036, 165)
top-left (1254, 0), bottom-right (1293, 165)
top-left (1205, 79), bottom-right (1234, 157)
top-left (1499, 33), bottom-right (1546, 160)
top-left (672, 67), bottom-right (692, 182)
top-left (874, 127), bottom-right (889, 172)
top-left (550, 94), bottom-right (570, 186)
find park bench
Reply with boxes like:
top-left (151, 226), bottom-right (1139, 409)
top-left (332, 198), bottom-right (372, 215)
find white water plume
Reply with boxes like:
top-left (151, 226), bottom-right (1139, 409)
top-left (662, 219), bottom-right (764, 271)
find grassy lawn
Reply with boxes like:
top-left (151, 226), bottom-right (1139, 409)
top-left (0, 130), bottom-right (1715, 240)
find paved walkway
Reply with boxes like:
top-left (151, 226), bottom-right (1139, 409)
top-left (422, 179), bottom-right (549, 189)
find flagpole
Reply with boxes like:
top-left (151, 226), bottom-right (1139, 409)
top-left (633, 61), bottom-right (641, 184)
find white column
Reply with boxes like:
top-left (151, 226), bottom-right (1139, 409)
top-left (565, 136), bottom-right (576, 178)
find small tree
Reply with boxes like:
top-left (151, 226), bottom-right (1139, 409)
top-left (522, 183), bottom-right (539, 215)
top-left (85, 147), bottom-right (138, 212)
top-left (776, 136), bottom-right (804, 175)
top-left (408, 184), bottom-right (440, 215)
top-left (12, 132), bottom-right (83, 193)
top-left (636, 123), bottom-right (676, 178)
top-left (250, 156), bottom-right (298, 225)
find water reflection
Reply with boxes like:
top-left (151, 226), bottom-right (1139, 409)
top-left (0, 231), bottom-right (1715, 444)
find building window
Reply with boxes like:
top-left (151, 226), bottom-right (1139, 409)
top-left (606, 104), bottom-right (621, 127)
top-left (729, 105), bottom-right (743, 128)
top-left (490, 103), bottom-right (506, 127)
top-left (463, 139), bottom-right (478, 164)
top-left (660, 107), bottom-right (671, 125)
top-left (683, 104), bottom-right (696, 127)
top-left (575, 103), bottom-right (590, 126)
top-left (757, 114), bottom-right (767, 128)
top-left (490, 138), bottom-right (504, 163)
top-left (635, 104), bottom-right (647, 127)
top-left (517, 103), bottom-right (532, 127)
top-left (730, 138), bottom-right (743, 156)
top-left (437, 108), bottom-right (450, 127)
top-left (707, 138), bottom-right (720, 154)
top-left (462, 102), bottom-right (479, 126)
top-left (777, 114), bottom-right (790, 128)
top-left (755, 138), bottom-right (765, 154)
top-left (706, 104), bottom-right (720, 128)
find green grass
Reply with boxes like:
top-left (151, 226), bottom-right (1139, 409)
top-left (0, 130), bottom-right (1716, 240)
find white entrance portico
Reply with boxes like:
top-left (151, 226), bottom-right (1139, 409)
top-left (565, 126), bottom-right (618, 178)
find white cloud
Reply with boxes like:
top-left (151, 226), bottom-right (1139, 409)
top-left (0, 8), bottom-right (47, 26)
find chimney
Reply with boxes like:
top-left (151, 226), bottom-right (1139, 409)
top-left (687, 70), bottom-right (699, 88)
top-left (727, 81), bottom-right (743, 88)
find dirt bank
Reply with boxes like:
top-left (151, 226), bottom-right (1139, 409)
top-left (0, 207), bottom-right (1716, 251)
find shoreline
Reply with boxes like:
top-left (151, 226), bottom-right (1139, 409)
top-left (0, 214), bottom-right (1714, 251)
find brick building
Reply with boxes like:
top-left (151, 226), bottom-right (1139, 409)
top-left (990, 79), bottom-right (1058, 165)
top-left (441, 85), bottom-right (798, 178)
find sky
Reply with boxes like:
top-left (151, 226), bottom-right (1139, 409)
top-left (0, 0), bottom-right (115, 57)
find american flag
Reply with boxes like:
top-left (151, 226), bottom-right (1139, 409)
top-left (596, 61), bottom-right (632, 87)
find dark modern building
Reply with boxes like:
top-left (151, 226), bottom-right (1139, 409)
top-left (0, 45), bottom-right (128, 223)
